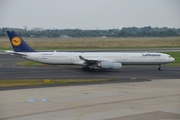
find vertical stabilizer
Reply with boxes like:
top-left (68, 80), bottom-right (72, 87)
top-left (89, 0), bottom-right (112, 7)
top-left (6, 31), bottom-right (36, 52)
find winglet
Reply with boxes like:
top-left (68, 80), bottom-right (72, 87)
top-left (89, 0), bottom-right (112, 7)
top-left (6, 31), bottom-right (36, 52)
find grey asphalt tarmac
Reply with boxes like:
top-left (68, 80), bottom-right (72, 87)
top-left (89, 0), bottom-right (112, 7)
top-left (1, 79), bottom-right (180, 120)
top-left (0, 54), bottom-right (180, 79)
top-left (1, 53), bottom-right (180, 120)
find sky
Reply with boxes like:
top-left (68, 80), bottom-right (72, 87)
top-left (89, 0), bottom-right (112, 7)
top-left (0, 0), bottom-right (180, 29)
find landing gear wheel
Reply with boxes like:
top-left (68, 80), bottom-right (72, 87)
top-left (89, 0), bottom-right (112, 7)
top-left (91, 68), bottom-right (96, 72)
top-left (82, 66), bottom-right (92, 71)
top-left (82, 67), bottom-right (87, 71)
top-left (82, 66), bottom-right (96, 71)
top-left (158, 65), bottom-right (162, 70)
top-left (158, 67), bottom-right (162, 70)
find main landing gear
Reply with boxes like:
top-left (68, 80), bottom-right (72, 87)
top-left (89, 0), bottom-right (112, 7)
top-left (158, 64), bottom-right (162, 70)
top-left (82, 66), bottom-right (96, 71)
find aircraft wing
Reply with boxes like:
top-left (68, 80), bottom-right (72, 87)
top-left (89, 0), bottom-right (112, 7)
top-left (79, 55), bottom-right (122, 70)
top-left (79, 55), bottom-right (99, 66)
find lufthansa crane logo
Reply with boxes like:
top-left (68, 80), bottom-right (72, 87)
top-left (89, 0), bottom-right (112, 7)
top-left (11, 37), bottom-right (21, 46)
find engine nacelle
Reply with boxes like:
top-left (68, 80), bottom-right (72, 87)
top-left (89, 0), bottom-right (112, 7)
top-left (97, 61), bottom-right (122, 70)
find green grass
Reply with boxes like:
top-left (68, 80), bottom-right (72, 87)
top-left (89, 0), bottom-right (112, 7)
top-left (0, 79), bottom-right (116, 87)
top-left (15, 61), bottom-right (44, 66)
top-left (1, 37), bottom-right (180, 50)
top-left (2, 46), bottom-right (180, 51)
top-left (0, 47), bottom-right (10, 50)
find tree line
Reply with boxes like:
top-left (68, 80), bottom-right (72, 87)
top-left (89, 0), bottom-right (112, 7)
top-left (0, 26), bottom-right (180, 38)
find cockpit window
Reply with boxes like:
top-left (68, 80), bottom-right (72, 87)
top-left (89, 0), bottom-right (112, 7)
top-left (168, 56), bottom-right (172, 58)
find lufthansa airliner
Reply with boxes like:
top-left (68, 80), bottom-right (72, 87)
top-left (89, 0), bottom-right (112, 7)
top-left (6, 31), bottom-right (175, 71)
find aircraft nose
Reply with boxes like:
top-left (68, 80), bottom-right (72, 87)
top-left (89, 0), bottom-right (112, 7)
top-left (171, 57), bottom-right (175, 62)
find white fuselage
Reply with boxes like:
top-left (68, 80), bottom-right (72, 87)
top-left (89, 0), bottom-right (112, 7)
top-left (21, 52), bottom-right (174, 66)
top-left (6, 30), bottom-right (175, 70)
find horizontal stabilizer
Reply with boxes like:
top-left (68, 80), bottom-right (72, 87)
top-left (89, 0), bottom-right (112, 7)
top-left (5, 50), bottom-right (27, 57)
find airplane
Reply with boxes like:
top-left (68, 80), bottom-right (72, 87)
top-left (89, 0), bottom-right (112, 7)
top-left (5, 31), bottom-right (175, 71)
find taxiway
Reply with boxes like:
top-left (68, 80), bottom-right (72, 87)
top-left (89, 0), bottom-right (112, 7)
top-left (0, 54), bottom-right (180, 79)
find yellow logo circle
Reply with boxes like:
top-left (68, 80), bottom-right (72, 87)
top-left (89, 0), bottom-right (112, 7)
top-left (11, 37), bottom-right (21, 46)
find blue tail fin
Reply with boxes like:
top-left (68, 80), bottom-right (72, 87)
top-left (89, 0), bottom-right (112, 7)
top-left (7, 31), bottom-right (36, 52)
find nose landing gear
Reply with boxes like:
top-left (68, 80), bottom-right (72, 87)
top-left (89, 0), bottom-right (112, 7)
top-left (158, 64), bottom-right (162, 70)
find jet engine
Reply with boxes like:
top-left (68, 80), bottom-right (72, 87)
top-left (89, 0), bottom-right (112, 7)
top-left (97, 61), bottom-right (122, 70)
